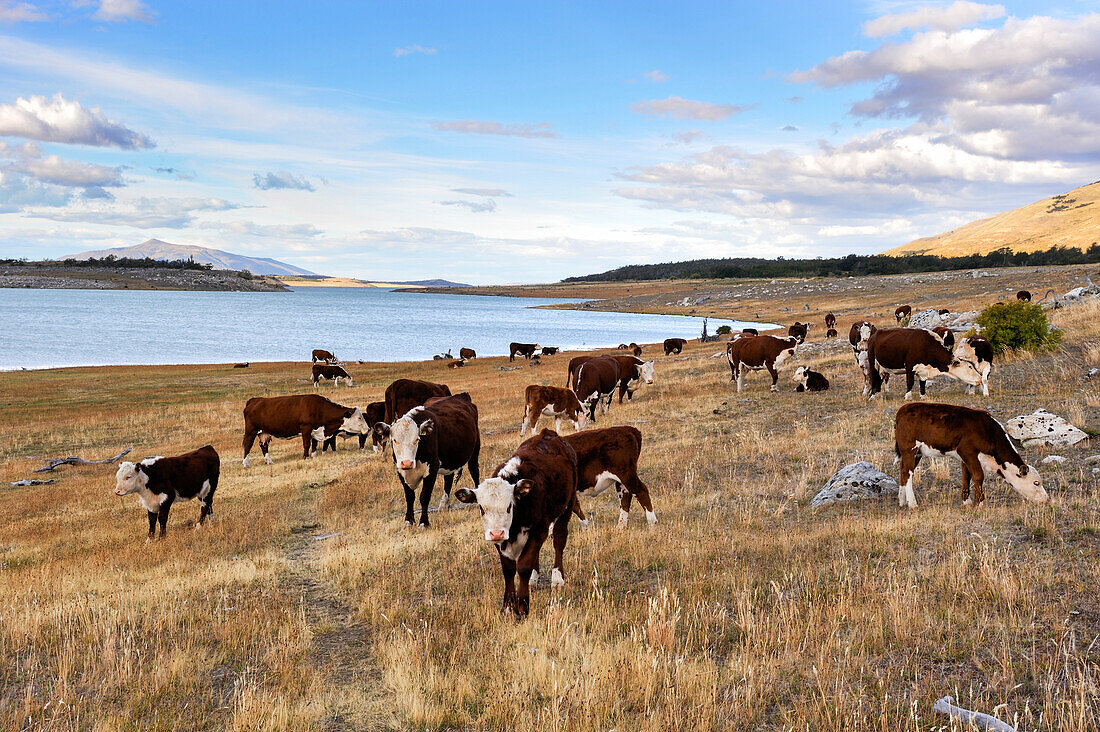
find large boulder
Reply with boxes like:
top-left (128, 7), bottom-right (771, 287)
top-left (907, 308), bottom-right (943, 329)
top-left (1004, 409), bottom-right (1089, 448)
top-left (811, 461), bottom-right (899, 508)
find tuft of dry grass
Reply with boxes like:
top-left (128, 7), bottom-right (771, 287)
top-left (2, 275), bottom-right (1099, 730)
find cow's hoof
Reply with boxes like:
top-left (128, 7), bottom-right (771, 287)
top-left (770, 386), bottom-right (778, 392)
top-left (551, 568), bottom-right (565, 588)
top-left (618, 509), bottom-right (629, 527)
top-left (962, 498), bottom-right (973, 506)
top-left (530, 569), bottom-right (540, 584)
top-left (242, 458), bottom-right (250, 468)
top-left (404, 520), bottom-right (413, 527)
top-left (264, 457), bottom-right (274, 466)
top-left (645, 511), bottom-right (657, 525)
top-left (904, 392), bottom-right (913, 401)
top-left (579, 518), bottom-right (590, 529)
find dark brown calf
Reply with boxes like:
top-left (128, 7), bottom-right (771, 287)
top-left (572, 355), bottom-right (621, 421)
top-left (243, 395), bottom-right (369, 465)
top-left (824, 313), bottom-right (836, 329)
top-left (726, 334), bottom-right (798, 392)
top-left (509, 342), bottom-right (540, 361)
top-left (114, 445), bottom-right (220, 540)
top-left (788, 322), bottom-right (809, 344)
top-left (1017, 290), bottom-right (1032, 302)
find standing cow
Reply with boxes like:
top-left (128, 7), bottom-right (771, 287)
top-left (849, 321), bottom-right (880, 395)
top-left (564, 426), bottom-right (655, 527)
top-left (572, 355), bottom-right (621, 421)
top-left (312, 363), bottom-right (353, 387)
top-left (788, 322), bottom-right (809, 344)
top-left (510, 342), bottom-right (540, 361)
top-left (521, 385), bottom-right (587, 436)
top-left (312, 349), bottom-right (336, 363)
top-left (242, 395), bottom-right (369, 465)
top-left (663, 338), bottom-right (688, 355)
top-left (114, 445), bottom-right (220, 540)
top-left (726, 334), bottom-right (798, 392)
top-left (867, 328), bottom-right (982, 400)
top-left (955, 335), bottom-right (995, 396)
top-left (611, 355), bottom-right (655, 402)
top-left (894, 306), bottom-right (912, 324)
top-left (824, 313), bottom-right (837, 329)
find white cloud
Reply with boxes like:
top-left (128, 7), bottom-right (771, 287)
top-left (252, 170), bottom-right (315, 191)
top-left (864, 1), bottom-right (1004, 37)
top-left (667, 129), bottom-right (710, 145)
top-left (0, 2), bottom-right (47, 23)
top-left (0, 93), bottom-right (153, 148)
top-left (86, 0), bottom-right (154, 23)
top-left (431, 119), bottom-right (557, 139)
top-left (203, 220), bottom-right (323, 239)
top-left (394, 45), bottom-right (437, 57)
top-left (438, 199), bottom-right (497, 213)
top-left (26, 196), bottom-right (242, 228)
top-left (0, 170), bottom-right (70, 212)
top-left (781, 125), bottom-right (799, 132)
top-left (631, 96), bottom-right (752, 121)
top-left (20, 154), bottom-right (123, 187)
top-left (450, 187), bottom-right (511, 197)
top-left (642, 70), bottom-right (668, 82)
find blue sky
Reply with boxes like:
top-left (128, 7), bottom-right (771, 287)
top-left (1, 0), bottom-right (1098, 282)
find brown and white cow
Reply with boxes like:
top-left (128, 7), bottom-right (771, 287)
top-left (114, 445), bottom-right (220, 540)
top-left (312, 363), bottom-right (353, 387)
top-left (455, 429), bottom-right (578, 618)
top-left (312, 349), bottom-right (336, 363)
top-left (372, 379), bottom-right (452, 451)
top-left (849, 320), bottom-right (881, 395)
top-left (510, 342), bottom-right (540, 361)
top-left (894, 305), bottom-right (912, 324)
top-left (1017, 290), bottom-right (1032, 302)
top-left (663, 337), bottom-right (687, 355)
top-left (572, 355), bottom-right (621, 421)
top-left (793, 366), bottom-right (829, 392)
top-left (824, 313), bottom-right (837, 329)
top-left (564, 426), bottom-right (655, 527)
top-left (611, 354), bottom-right (655, 403)
top-left (788, 322), bottom-right (809, 344)
top-left (866, 328), bottom-right (982, 400)
top-left (930, 326), bottom-right (955, 350)
top-left (894, 402), bottom-right (1047, 509)
top-left (242, 395), bottom-right (369, 466)
top-left (459, 347), bottom-right (476, 360)
top-left (726, 334), bottom-right (798, 392)
top-left (955, 335), bottom-right (995, 396)
top-left (564, 354), bottom-right (595, 388)
top-left (321, 401), bottom-right (386, 453)
top-left (377, 393), bottom-right (481, 527)
top-left (520, 385), bottom-right (587, 436)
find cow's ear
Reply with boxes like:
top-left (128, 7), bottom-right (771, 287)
top-left (514, 479), bottom-right (535, 497)
top-left (1019, 464), bottom-right (1029, 476)
top-left (455, 488), bottom-right (477, 504)
top-left (418, 419), bottom-right (434, 436)
top-left (373, 422), bottom-right (390, 437)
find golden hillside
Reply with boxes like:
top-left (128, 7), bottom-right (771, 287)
top-left (883, 181), bottom-right (1100, 256)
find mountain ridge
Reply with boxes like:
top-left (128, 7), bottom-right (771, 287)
top-left (62, 239), bottom-right (320, 277)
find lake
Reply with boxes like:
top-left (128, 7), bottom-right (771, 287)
top-left (0, 287), bottom-right (773, 370)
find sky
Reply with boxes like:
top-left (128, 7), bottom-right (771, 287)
top-left (1, 0), bottom-right (1099, 283)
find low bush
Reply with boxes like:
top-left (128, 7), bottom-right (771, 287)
top-left (976, 300), bottom-right (1062, 353)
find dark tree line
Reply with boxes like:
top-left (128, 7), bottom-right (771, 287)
top-left (562, 245), bottom-right (1100, 282)
top-left (1, 255), bottom-right (214, 271)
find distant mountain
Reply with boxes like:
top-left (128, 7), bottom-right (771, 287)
top-left (883, 181), bottom-right (1100, 257)
top-left (395, 279), bottom-right (473, 287)
top-left (62, 239), bottom-right (319, 277)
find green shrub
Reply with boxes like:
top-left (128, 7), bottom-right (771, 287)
top-left (237, 269), bottom-right (253, 280)
top-left (716, 325), bottom-right (732, 335)
top-left (975, 300), bottom-right (1062, 353)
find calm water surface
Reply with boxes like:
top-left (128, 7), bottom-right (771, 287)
top-left (0, 287), bottom-right (773, 369)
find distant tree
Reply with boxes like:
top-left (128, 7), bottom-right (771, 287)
top-left (716, 325), bottom-right (732, 335)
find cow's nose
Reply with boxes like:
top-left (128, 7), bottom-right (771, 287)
top-left (488, 530), bottom-right (506, 541)
top-left (646, 379), bottom-right (653, 384)
top-left (399, 460), bottom-right (414, 470)
top-left (113, 488), bottom-right (124, 496)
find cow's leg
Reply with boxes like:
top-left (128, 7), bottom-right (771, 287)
top-left (960, 461), bottom-right (972, 505)
top-left (259, 437), bottom-right (274, 466)
top-left (898, 446), bottom-right (920, 508)
top-left (735, 362), bottom-right (745, 392)
top-left (440, 473), bottom-right (454, 511)
top-left (499, 553), bottom-right (517, 615)
top-left (399, 474), bottom-right (416, 526)
top-left (618, 485), bottom-right (633, 527)
top-left (520, 405), bottom-right (533, 437)
top-left (242, 430), bottom-right (257, 468)
top-left (618, 383), bottom-right (627, 404)
top-left (554, 416), bottom-right (562, 433)
top-left (882, 372), bottom-right (890, 393)
top-left (146, 511), bottom-right (157, 541)
top-left (156, 502), bottom-right (171, 539)
top-left (767, 361), bottom-right (779, 392)
top-left (550, 512), bottom-right (570, 588)
top-left (904, 369), bottom-right (916, 401)
top-left (570, 494), bottom-right (588, 527)
top-left (963, 454), bottom-right (986, 506)
top-left (418, 471), bottom-right (437, 527)
top-left (300, 427), bottom-right (313, 459)
top-left (729, 356), bottom-right (737, 381)
top-left (629, 473), bottom-right (657, 525)
top-left (514, 532), bottom-right (546, 618)
top-left (918, 379), bottom-right (927, 398)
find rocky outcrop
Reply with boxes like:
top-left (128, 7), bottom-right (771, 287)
top-left (1004, 409), bottom-right (1089, 448)
top-left (811, 461), bottom-right (899, 508)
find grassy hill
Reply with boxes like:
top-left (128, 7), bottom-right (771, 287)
top-left (885, 181), bottom-right (1100, 256)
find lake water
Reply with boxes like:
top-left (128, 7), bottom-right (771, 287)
top-left (0, 287), bottom-right (774, 369)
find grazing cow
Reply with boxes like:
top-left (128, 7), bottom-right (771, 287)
top-left (312, 363), bottom-right (353, 387)
top-left (378, 393), bottom-right (481, 527)
top-left (741, 328), bottom-right (758, 336)
top-left (564, 426), bottom-right (655, 527)
top-left (663, 337), bottom-right (687, 355)
top-left (459, 347), bottom-right (476, 360)
top-left (632, 344), bottom-right (643, 356)
top-left (824, 313), bottom-right (837, 329)
top-left (793, 366), bottom-right (829, 392)
top-left (573, 355), bottom-right (621, 421)
top-left (233, 362), bottom-right (249, 369)
top-left (455, 429), bottom-right (577, 618)
top-left (788, 322), bottom-right (809, 344)
top-left (312, 349), bottom-right (336, 363)
top-left (322, 401), bottom-right (386, 452)
top-left (448, 360), bottom-right (465, 368)
top-left (930, 326), bottom-right (955, 349)
top-left (955, 335), bottom-right (995, 396)
top-left (521, 385), bottom-right (587, 436)
top-left (1017, 290), bottom-right (1032, 302)
top-left (826, 328), bottom-right (838, 338)
top-left (726, 334), bottom-right (798, 393)
top-left (867, 328), bottom-right (982, 400)
top-left (610, 354), bottom-right (655, 403)
top-left (894, 305), bottom-right (912, 324)
top-left (849, 320), bottom-right (882, 395)
top-left (541, 346), bottom-right (559, 355)
top-left (242, 395), bottom-right (369, 466)
top-left (114, 445), bottom-right (220, 541)
top-left (510, 342), bottom-right (540, 361)
top-left (894, 402), bottom-right (1047, 509)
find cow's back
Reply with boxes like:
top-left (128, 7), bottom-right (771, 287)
top-left (244, 394), bottom-right (341, 434)
top-left (870, 328), bottom-right (950, 369)
top-left (385, 379), bottom-right (451, 423)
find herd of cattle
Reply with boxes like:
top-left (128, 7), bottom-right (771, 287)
top-left (114, 300), bottom-right (1050, 617)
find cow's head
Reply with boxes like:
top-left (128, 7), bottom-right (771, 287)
top-left (568, 393), bottom-right (588, 430)
top-left (456, 476), bottom-right (534, 542)
top-left (792, 365), bottom-right (808, 383)
top-left (858, 323), bottom-right (873, 349)
top-left (638, 360), bottom-right (655, 385)
top-left (390, 412), bottom-right (432, 470)
top-left (1001, 462), bottom-right (1048, 503)
top-left (372, 422), bottom-right (390, 452)
top-left (947, 358), bottom-right (983, 386)
top-left (114, 461), bottom-right (149, 496)
top-left (340, 407), bottom-right (369, 434)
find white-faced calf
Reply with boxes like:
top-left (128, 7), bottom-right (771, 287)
top-left (793, 366), bottom-right (829, 392)
top-left (114, 445), bottom-right (220, 541)
top-left (894, 402), bottom-right (1047, 508)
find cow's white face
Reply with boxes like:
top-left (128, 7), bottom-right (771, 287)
top-left (638, 360), bottom-right (655, 384)
top-left (858, 324), bottom-right (873, 349)
top-left (1002, 462), bottom-right (1048, 503)
top-left (456, 476), bottom-right (533, 542)
top-left (389, 413), bottom-right (431, 470)
top-left (340, 407), bottom-right (369, 435)
top-left (571, 406), bottom-right (588, 430)
top-left (792, 365), bottom-right (807, 382)
top-left (114, 462), bottom-right (149, 496)
top-left (947, 358), bottom-right (983, 386)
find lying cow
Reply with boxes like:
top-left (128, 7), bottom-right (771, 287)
top-left (564, 426), bottom-right (655, 527)
top-left (894, 305), bottom-right (912, 324)
top-left (510, 342), bottom-right (540, 361)
top-left (242, 394), bottom-right (369, 465)
top-left (612, 354), bottom-right (655, 403)
top-left (312, 363), bottom-right (353, 387)
top-left (894, 402), bottom-right (1047, 509)
top-left (867, 328), bottom-right (982, 400)
top-left (930, 326), bottom-right (955, 350)
top-left (312, 349), bottom-right (336, 363)
top-left (459, 347), bottom-right (476, 360)
top-left (793, 366), bottom-right (829, 392)
top-left (572, 355), bottom-right (621, 421)
top-left (455, 429), bottom-right (577, 618)
top-left (788, 322), bottom-right (809, 344)
top-left (114, 445), bottom-right (220, 540)
top-left (322, 401), bottom-right (386, 453)
top-left (726, 334), bottom-right (798, 393)
top-left (521, 385), bottom-right (587, 436)
top-left (379, 393), bottom-right (481, 527)
top-left (663, 338), bottom-right (687, 355)
top-left (824, 313), bottom-right (837, 329)
top-left (955, 335), bottom-right (995, 396)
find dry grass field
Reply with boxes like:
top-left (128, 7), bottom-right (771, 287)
top-left (2, 280), bottom-right (1099, 730)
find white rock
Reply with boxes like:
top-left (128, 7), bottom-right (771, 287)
top-left (811, 461), bottom-right (899, 508)
top-left (1005, 409), bottom-right (1089, 448)
top-left (1041, 455), bottom-right (1067, 465)
top-left (908, 308), bottom-right (944, 329)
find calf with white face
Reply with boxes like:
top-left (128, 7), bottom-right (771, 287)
top-left (619, 359), bottom-right (656, 403)
top-left (456, 430), bottom-right (577, 619)
top-left (113, 445), bottom-right (220, 540)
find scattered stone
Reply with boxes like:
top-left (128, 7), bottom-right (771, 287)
top-left (1087, 368), bottom-right (1099, 380)
top-left (1082, 455), bottom-right (1100, 465)
top-left (1041, 455), bottom-right (1067, 465)
top-left (907, 308), bottom-right (944, 329)
top-left (1004, 409), bottom-right (1089, 448)
top-left (972, 270), bottom-right (992, 278)
top-left (811, 461), bottom-right (899, 508)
